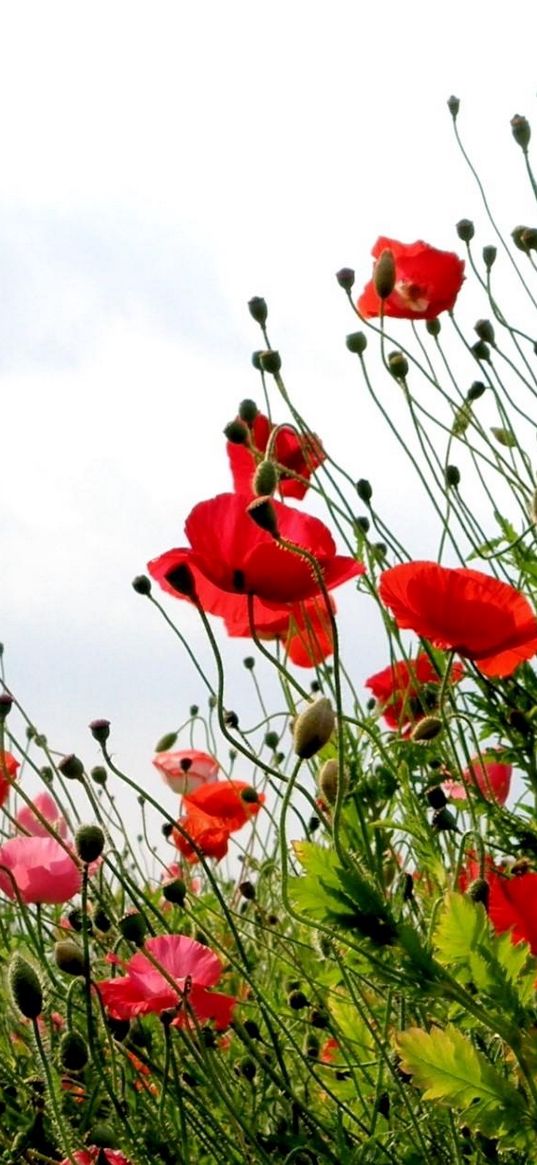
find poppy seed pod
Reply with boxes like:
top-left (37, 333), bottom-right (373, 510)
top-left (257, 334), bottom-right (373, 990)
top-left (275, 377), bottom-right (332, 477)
top-left (54, 940), bottom-right (85, 976)
top-left (335, 267), bottom-right (355, 291)
top-left (75, 824), bottom-right (105, 863)
top-left (355, 478), bottom-right (373, 504)
top-left (474, 319), bottom-right (495, 345)
top-left (456, 219), bottom-right (475, 243)
top-left (388, 351), bottom-right (409, 380)
top-left (58, 754), bottom-right (85, 781)
top-left (293, 697), bottom-right (335, 760)
top-left (471, 340), bottom-right (490, 362)
top-left (91, 765), bottom-right (108, 785)
top-left (511, 114), bottom-right (531, 151)
top-left (238, 398), bottom-right (259, 425)
top-left (247, 496), bottom-right (280, 537)
top-left (89, 719), bottom-right (110, 744)
top-left (253, 459), bottom-right (278, 497)
top-left (447, 95), bottom-right (460, 119)
top-left (248, 297), bottom-right (268, 326)
top-left (224, 419), bottom-right (250, 445)
top-left (118, 911), bottom-right (147, 946)
top-left (445, 465), bottom-right (461, 488)
top-left (482, 245), bottom-right (497, 270)
top-left (162, 877), bottom-right (187, 906)
top-left (9, 955), bottom-right (43, 1019)
top-left (132, 574), bottom-right (152, 595)
top-left (346, 331), bottom-right (368, 355)
top-left (373, 249), bottom-right (396, 300)
top-left (425, 318), bottom-right (441, 337)
top-left (467, 381), bottom-right (486, 401)
top-left (0, 693), bottom-right (13, 721)
top-left (258, 349), bottom-right (282, 375)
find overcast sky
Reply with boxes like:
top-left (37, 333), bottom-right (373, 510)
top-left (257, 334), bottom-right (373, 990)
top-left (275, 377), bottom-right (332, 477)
top-left (2, 2), bottom-right (536, 833)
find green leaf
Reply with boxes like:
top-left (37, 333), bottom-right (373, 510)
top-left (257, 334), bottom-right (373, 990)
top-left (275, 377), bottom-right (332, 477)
top-left (396, 1024), bottom-right (524, 1138)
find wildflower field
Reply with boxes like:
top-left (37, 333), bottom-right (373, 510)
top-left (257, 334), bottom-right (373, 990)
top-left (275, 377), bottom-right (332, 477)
top-left (4, 99), bottom-right (537, 1164)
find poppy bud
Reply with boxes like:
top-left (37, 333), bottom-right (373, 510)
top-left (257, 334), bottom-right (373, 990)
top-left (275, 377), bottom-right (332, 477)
top-left (445, 465), bottom-right (460, 488)
top-left (491, 427), bottom-right (517, 448)
top-left (308, 814), bottom-right (320, 833)
top-left (91, 765), bottom-right (108, 785)
top-left (243, 657), bottom-right (255, 670)
top-left (59, 1030), bottom-right (88, 1071)
top-left (512, 225), bottom-right (530, 252)
top-left (388, 351), bottom-right (409, 380)
top-left (238, 398), bottom-right (259, 425)
top-left (58, 754), bottom-right (84, 781)
top-left (238, 1056), bottom-right (257, 1080)
top-left (118, 911), bottom-right (147, 946)
top-left (310, 1006), bottom-right (329, 1029)
top-left (54, 940), bottom-right (85, 976)
top-left (89, 719), bottom-right (110, 744)
top-left (346, 331), bottom-right (367, 355)
top-left (293, 697), bottom-right (335, 760)
top-left (447, 95), bottom-right (460, 119)
top-left (94, 907), bottom-right (112, 932)
top-left (426, 785), bottom-right (447, 810)
top-left (466, 877), bottom-right (489, 908)
top-left (253, 459), bottom-right (278, 497)
top-left (373, 249), bottom-right (396, 300)
top-left (511, 114), bottom-right (531, 151)
top-left (410, 715), bottom-right (443, 742)
top-left (0, 693), bottom-right (13, 721)
top-left (467, 381), bottom-right (486, 401)
top-left (164, 563), bottom-right (198, 599)
top-left (471, 340), bottom-right (490, 362)
top-left (224, 709), bottom-right (239, 729)
top-left (39, 765), bottom-right (53, 786)
top-left (355, 478), bottom-right (373, 504)
top-left (247, 496), bottom-right (280, 537)
top-left (132, 574), bottom-right (152, 595)
top-left (355, 515), bottom-right (370, 534)
top-left (425, 318), bottom-right (441, 337)
top-left (67, 907), bottom-right (85, 932)
top-left (9, 955), bottom-right (43, 1019)
top-left (305, 1032), bottom-right (320, 1058)
top-left (482, 245), bottom-right (497, 270)
top-left (456, 219), bottom-right (474, 242)
top-left (239, 880), bottom-right (256, 901)
top-left (258, 350), bottom-right (281, 374)
top-left (155, 731), bottom-right (178, 753)
top-left (432, 807), bottom-right (458, 832)
top-left (75, 824), bottom-right (105, 863)
top-left (163, 877), bottom-right (187, 906)
top-left (248, 297), bottom-right (268, 326)
top-left (264, 730), bottom-right (279, 749)
top-left (318, 758), bottom-right (344, 806)
top-left (523, 228), bottom-right (537, 251)
top-left (474, 319), bottom-right (495, 345)
top-left (162, 821), bottom-right (173, 839)
top-left (288, 989), bottom-right (309, 1010)
top-left (335, 267), bottom-right (355, 291)
top-left (224, 419), bottom-right (250, 445)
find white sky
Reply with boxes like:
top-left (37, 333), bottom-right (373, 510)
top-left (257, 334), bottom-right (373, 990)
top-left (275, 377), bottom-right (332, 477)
top-left (2, 1), bottom-right (537, 830)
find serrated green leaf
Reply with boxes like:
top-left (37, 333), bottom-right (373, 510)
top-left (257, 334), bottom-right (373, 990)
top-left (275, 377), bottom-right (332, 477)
top-left (396, 1024), bottom-right (524, 1138)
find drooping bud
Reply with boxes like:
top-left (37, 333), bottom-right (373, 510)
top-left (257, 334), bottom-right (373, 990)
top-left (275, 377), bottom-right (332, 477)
top-left (467, 381), bottom-right (486, 402)
top-left (132, 574), bottom-right (151, 596)
top-left (9, 955), bottom-right (43, 1019)
top-left (253, 459), bottom-right (278, 497)
top-left (54, 940), bottom-right (85, 976)
top-left (293, 697), bottom-right (335, 760)
top-left (388, 351), bottom-right (409, 380)
top-left (456, 219), bottom-right (475, 243)
top-left (224, 419), bottom-right (250, 445)
top-left (474, 319), bottom-right (495, 345)
top-left (248, 297), bottom-right (267, 326)
top-left (75, 824), bottom-right (105, 864)
top-left (258, 350), bottom-right (281, 375)
top-left (89, 719), bottom-right (110, 745)
top-left (445, 465), bottom-right (461, 489)
top-left (238, 399), bottom-right (259, 425)
top-left (59, 1030), bottom-right (88, 1071)
top-left (511, 114), bottom-right (531, 151)
top-left (471, 340), bottom-right (490, 362)
top-left (318, 757), bottom-right (344, 806)
top-left (447, 95), bottom-right (460, 120)
top-left (355, 478), bottom-right (373, 504)
top-left (373, 249), bottom-right (396, 300)
top-left (410, 715), bottom-right (443, 742)
top-left (425, 318), bottom-right (441, 337)
top-left (58, 754), bottom-right (85, 781)
top-left (346, 331), bottom-right (367, 355)
top-left (482, 245), bottom-right (497, 270)
top-left (247, 496), bottom-right (280, 537)
top-left (491, 426), bottom-right (517, 448)
top-left (335, 267), bottom-right (355, 292)
top-left (164, 562), bottom-right (198, 599)
top-left (155, 731), bottom-right (178, 753)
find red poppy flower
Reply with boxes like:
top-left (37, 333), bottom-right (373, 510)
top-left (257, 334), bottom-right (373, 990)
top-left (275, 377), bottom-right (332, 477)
top-left (0, 751), bottom-right (19, 808)
top-left (148, 493), bottom-right (363, 616)
top-left (224, 595), bottom-right (334, 668)
top-left (96, 933), bottom-right (236, 1028)
top-left (461, 857), bottom-right (537, 954)
top-left (443, 753), bottom-right (512, 806)
top-left (365, 652), bottom-right (464, 732)
top-left (153, 749), bottom-right (219, 795)
top-left (228, 413), bottom-right (325, 500)
top-left (379, 561), bottom-right (537, 677)
top-left (173, 781), bottom-right (264, 864)
top-left (61, 1152), bottom-right (131, 1165)
top-left (173, 808), bottom-right (233, 863)
top-left (358, 237), bottom-right (465, 320)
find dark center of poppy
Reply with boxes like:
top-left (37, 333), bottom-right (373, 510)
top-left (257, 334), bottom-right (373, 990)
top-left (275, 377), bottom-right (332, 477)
top-left (233, 569), bottom-right (246, 592)
top-left (180, 758), bottom-right (192, 772)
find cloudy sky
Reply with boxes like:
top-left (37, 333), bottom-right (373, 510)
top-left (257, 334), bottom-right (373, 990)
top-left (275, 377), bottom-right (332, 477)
top-left (2, 2), bottom-right (536, 829)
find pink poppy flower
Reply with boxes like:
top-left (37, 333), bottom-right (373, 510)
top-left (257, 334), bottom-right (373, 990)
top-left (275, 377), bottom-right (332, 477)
top-left (16, 791), bottom-right (69, 839)
top-left (96, 933), bottom-right (236, 1029)
top-left (443, 753), bottom-right (512, 806)
top-left (0, 836), bottom-right (81, 904)
top-left (152, 749), bottom-right (219, 795)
